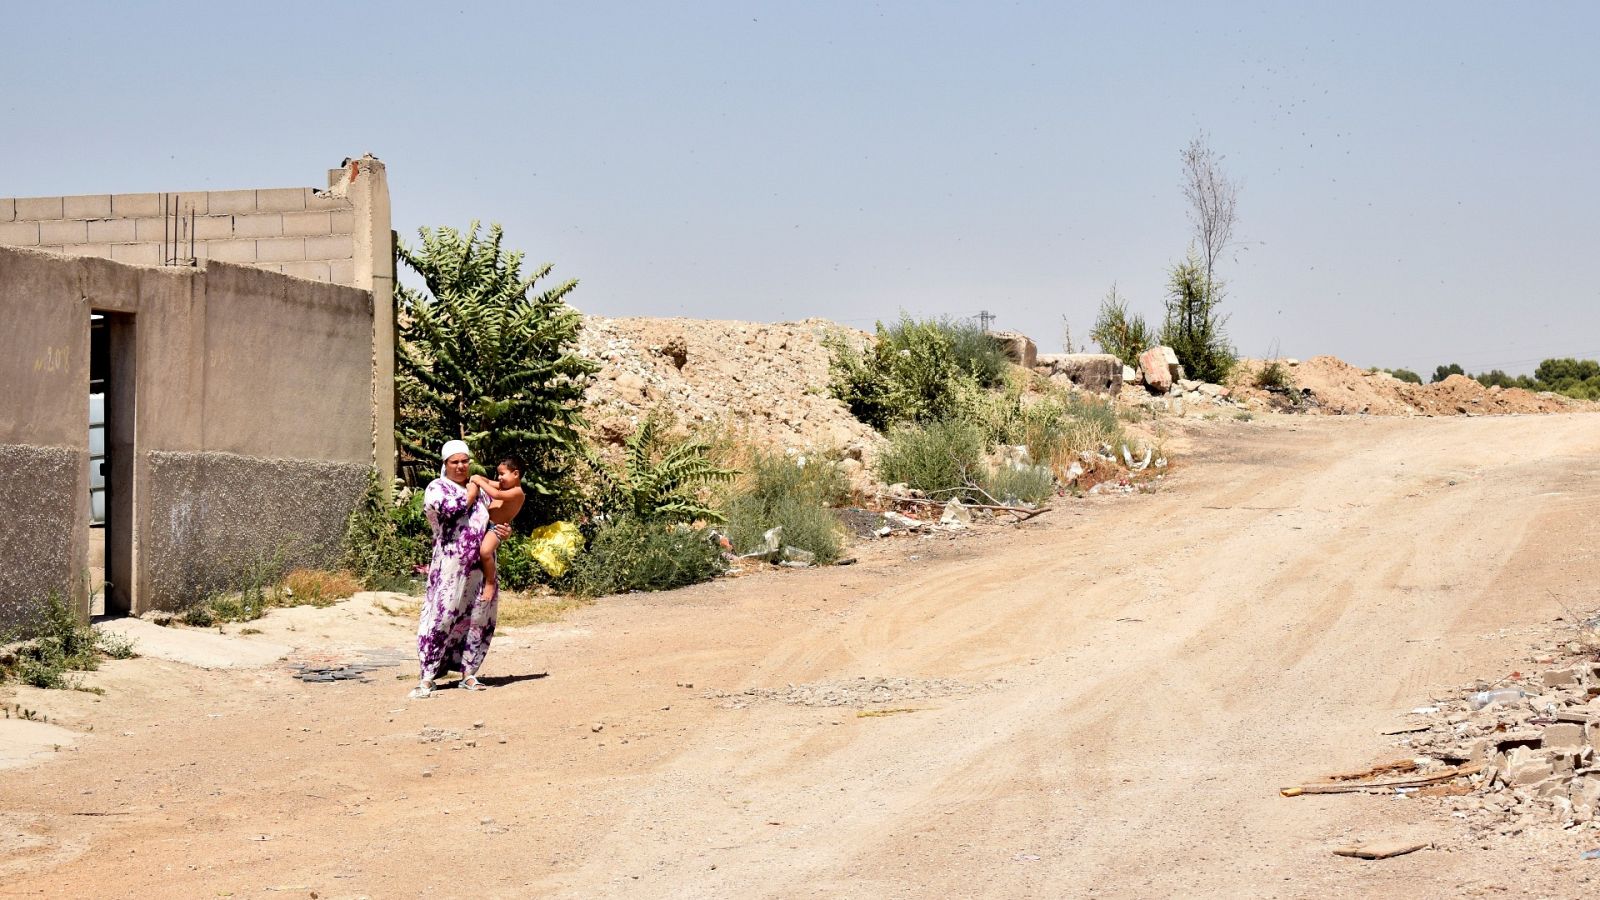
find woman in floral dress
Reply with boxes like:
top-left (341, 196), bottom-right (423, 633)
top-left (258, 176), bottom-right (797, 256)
top-left (409, 440), bottom-right (509, 699)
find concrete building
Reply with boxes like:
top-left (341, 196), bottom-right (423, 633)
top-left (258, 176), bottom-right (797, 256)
top-left (0, 157), bottom-right (396, 628)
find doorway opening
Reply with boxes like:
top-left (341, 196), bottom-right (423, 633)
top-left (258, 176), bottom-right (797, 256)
top-left (90, 311), bottom-right (135, 618)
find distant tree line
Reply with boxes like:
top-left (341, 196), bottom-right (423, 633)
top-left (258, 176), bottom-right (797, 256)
top-left (1378, 359), bottom-right (1600, 400)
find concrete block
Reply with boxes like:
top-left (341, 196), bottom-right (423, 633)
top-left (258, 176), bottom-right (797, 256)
top-left (207, 190), bottom-right (256, 215)
top-left (255, 187), bottom-right (308, 213)
top-left (988, 330), bottom-right (1036, 369)
top-left (133, 217), bottom-right (169, 241)
top-left (252, 263), bottom-right (284, 273)
top-left (39, 219), bottom-right (88, 244)
top-left (1039, 353), bottom-right (1121, 394)
top-left (207, 239), bottom-right (257, 263)
top-left (328, 209), bottom-right (354, 233)
top-left (1543, 668), bottom-right (1580, 688)
top-left (329, 258), bottom-right (354, 284)
top-left (255, 237), bottom-right (306, 262)
top-left (232, 214), bottom-right (284, 239)
top-left (194, 215), bottom-right (234, 240)
top-left (1543, 723), bottom-right (1585, 750)
top-left (62, 194), bottom-right (112, 219)
top-left (0, 221), bottom-right (41, 246)
top-left (282, 210), bottom-right (332, 236)
top-left (172, 194), bottom-right (208, 217)
top-left (281, 260), bottom-right (331, 282)
top-left (111, 193), bottom-right (161, 218)
top-left (0, 198), bottom-right (13, 222)
top-left (61, 243), bottom-right (113, 259)
top-left (110, 243), bottom-right (161, 266)
top-left (87, 218), bottom-right (137, 243)
top-left (36, 245), bottom-right (64, 254)
top-left (15, 196), bottom-right (63, 220)
top-left (308, 190), bottom-right (350, 212)
top-left (305, 234), bottom-right (353, 260)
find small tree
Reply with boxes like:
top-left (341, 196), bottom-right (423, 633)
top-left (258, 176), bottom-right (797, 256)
top-left (1159, 251), bottom-right (1235, 384)
top-left (1182, 133), bottom-right (1240, 295)
top-left (1431, 363), bottom-right (1465, 383)
top-left (395, 222), bottom-right (597, 520)
top-left (586, 413), bottom-right (735, 524)
top-left (1088, 284), bottom-right (1152, 367)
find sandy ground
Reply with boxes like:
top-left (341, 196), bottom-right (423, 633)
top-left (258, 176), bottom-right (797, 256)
top-left (5, 413), bottom-right (1600, 898)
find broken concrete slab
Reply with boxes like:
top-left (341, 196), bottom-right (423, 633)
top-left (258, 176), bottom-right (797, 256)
top-left (0, 719), bottom-right (79, 771)
top-left (1544, 723), bottom-right (1585, 751)
top-left (1333, 839), bottom-right (1429, 860)
top-left (1139, 347), bottom-right (1173, 393)
top-left (96, 617), bottom-right (292, 670)
top-left (988, 331), bottom-right (1037, 369)
top-left (1037, 353), bottom-right (1121, 394)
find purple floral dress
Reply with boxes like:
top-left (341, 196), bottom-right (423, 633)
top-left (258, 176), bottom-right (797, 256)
top-left (418, 477), bottom-right (497, 681)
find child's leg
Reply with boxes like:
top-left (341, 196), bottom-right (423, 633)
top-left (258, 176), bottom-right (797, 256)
top-left (479, 529), bottom-right (502, 601)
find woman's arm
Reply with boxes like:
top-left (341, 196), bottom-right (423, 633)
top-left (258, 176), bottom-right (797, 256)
top-left (470, 474), bottom-right (517, 501)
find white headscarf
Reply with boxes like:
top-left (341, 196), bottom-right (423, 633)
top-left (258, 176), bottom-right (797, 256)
top-left (439, 439), bottom-right (472, 477)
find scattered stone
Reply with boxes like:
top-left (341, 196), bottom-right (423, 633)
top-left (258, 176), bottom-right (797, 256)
top-left (591, 723), bottom-right (604, 733)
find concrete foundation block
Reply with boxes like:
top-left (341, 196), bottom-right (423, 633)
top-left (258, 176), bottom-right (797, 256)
top-left (0, 198), bottom-right (13, 223)
top-left (193, 215), bottom-right (234, 240)
top-left (207, 239), bottom-right (257, 263)
top-left (255, 237), bottom-right (306, 262)
top-left (304, 234), bottom-right (354, 260)
top-left (133, 217), bottom-right (169, 241)
top-left (281, 260), bottom-right (331, 282)
top-left (110, 242), bottom-right (161, 265)
top-left (329, 258), bottom-right (354, 284)
top-left (328, 209), bottom-right (354, 233)
top-left (0, 221), bottom-right (41, 245)
top-left (988, 330), bottom-right (1037, 369)
top-left (1543, 723), bottom-right (1585, 750)
top-left (62, 194), bottom-right (112, 219)
top-left (38, 219), bottom-right (88, 245)
top-left (1040, 353), bottom-right (1122, 394)
top-left (87, 218), bottom-right (137, 243)
top-left (232, 214), bottom-right (284, 239)
top-left (207, 190), bottom-right (256, 215)
top-left (282, 211), bottom-right (332, 236)
top-left (15, 196), bottom-right (64, 220)
top-left (255, 187), bottom-right (308, 213)
top-left (1139, 347), bottom-right (1173, 393)
top-left (111, 193), bottom-right (161, 218)
top-left (62, 243), bottom-right (113, 259)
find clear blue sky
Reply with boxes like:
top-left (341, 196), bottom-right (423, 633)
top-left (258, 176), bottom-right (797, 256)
top-left (5, 1), bottom-right (1595, 375)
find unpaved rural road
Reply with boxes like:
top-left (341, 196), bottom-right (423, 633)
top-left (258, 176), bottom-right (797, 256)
top-left (5, 415), bottom-right (1600, 898)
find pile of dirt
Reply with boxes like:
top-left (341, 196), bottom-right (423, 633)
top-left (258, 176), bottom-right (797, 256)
top-left (1232, 356), bottom-right (1578, 416)
top-left (576, 317), bottom-right (881, 458)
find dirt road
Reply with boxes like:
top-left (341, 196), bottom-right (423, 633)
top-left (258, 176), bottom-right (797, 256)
top-left (6, 414), bottom-right (1600, 898)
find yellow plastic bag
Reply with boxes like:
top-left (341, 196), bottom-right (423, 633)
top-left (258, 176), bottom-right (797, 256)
top-left (526, 521), bottom-right (584, 578)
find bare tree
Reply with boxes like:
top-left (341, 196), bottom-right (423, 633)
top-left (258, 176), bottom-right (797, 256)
top-left (1181, 133), bottom-right (1239, 295)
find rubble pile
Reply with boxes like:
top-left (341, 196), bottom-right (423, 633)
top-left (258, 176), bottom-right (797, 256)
top-left (576, 315), bottom-right (882, 469)
top-left (1394, 652), bottom-right (1600, 833)
top-left (1230, 356), bottom-right (1579, 416)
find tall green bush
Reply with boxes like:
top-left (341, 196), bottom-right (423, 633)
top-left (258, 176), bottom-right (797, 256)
top-left (342, 474), bottom-right (431, 591)
top-left (1089, 285), bottom-right (1152, 368)
top-left (1159, 252), bottom-right (1235, 384)
top-left (874, 419), bottom-right (988, 499)
top-left (561, 518), bottom-right (727, 597)
top-left (395, 222), bottom-right (597, 521)
top-left (826, 315), bottom-right (1006, 431)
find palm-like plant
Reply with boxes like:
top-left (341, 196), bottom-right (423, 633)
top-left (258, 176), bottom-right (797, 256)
top-left (589, 414), bottom-right (736, 524)
top-left (395, 222), bottom-right (597, 517)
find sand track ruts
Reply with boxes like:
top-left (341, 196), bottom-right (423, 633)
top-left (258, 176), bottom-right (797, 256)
top-left (5, 414), bottom-right (1600, 898)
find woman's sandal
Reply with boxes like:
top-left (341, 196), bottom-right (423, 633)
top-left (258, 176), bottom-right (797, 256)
top-left (407, 680), bottom-right (435, 699)
top-left (461, 676), bottom-right (487, 691)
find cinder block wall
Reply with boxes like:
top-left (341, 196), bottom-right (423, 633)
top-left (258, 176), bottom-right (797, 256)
top-left (0, 185), bottom-right (357, 283)
top-left (0, 247), bottom-right (375, 627)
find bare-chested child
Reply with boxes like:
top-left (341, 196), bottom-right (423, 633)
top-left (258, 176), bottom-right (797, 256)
top-left (469, 455), bottom-right (525, 603)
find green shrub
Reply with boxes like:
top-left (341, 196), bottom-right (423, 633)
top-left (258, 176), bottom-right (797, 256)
top-left (1159, 252), bottom-right (1236, 384)
top-left (826, 315), bottom-right (1003, 431)
top-left (720, 452), bottom-right (849, 564)
top-left (1255, 360), bottom-right (1294, 390)
top-left (1089, 285), bottom-right (1153, 368)
top-left (875, 419), bottom-right (988, 499)
top-left (495, 533), bottom-right (540, 591)
top-left (1, 594), bottom-right (133, 690)
top-left (959, 381), bottom-right (1126, 469)
top-left (562, 518), bottom-right (727, 597)
top-left (342, 475), bottom-right (431, 591)
top-left (1382, 368), bottom-right (1423, 385)
top-left (587, 412), bottom-right (736, 524)
top-left (982, 464), bottom-right (1055, 505)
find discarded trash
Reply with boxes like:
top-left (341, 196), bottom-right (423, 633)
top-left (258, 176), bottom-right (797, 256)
top-left (526, 521), bottom-right (584, 578)
top-left (1281, 763), bottom-right (1482, 796)
top-left (1121, 444), bottom-right (1152, 471)
top-left (940, 499), bottom-right (972, 527)
top-left (1581, 848), bottom-right (1600, 861)
top-left (1410, 706), bottom-right (1440, 715)
top-left (1468, 687), bottom-right (1527, 710)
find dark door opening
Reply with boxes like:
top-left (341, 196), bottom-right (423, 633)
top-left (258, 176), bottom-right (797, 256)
top-left (90, 311), bottom-right (135, 618)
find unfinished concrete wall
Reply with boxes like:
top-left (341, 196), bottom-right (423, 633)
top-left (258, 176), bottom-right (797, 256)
top-left (0, 246), bottom-right (375, 627)
top-left (0, 155), bottom-right (396, 484)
